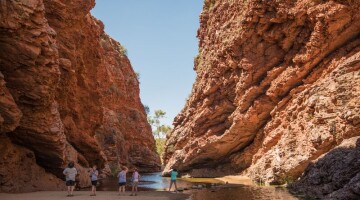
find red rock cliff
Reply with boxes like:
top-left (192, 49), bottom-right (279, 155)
top-left (164, 0), bottom-right (360, 197)
top-left (0, 0), bottom-right (160, 192)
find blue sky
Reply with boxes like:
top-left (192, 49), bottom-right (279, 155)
top-left (91, 1), bottom-right (203, 126)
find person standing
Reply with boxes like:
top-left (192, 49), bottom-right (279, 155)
top-left (63, 161), bottom-right (78, 197)
top-left (89, 165), bottom-right (99, 196)
top-left (168, 169), bottom-right (178, 192)
top-left (130, 168), bottom-right (140, 196)
top-left (117, 166), bottom-right (128, 195)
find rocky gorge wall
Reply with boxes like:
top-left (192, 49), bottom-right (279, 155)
top-left (163, 0), bottom-right (360, 198)
top-left (0, 0), bottom-right (160, 192)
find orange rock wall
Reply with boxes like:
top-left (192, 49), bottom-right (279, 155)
top-left (0, 0), bottom-right (160, 192)
top-left (163, 0), bottom-right (360, 191)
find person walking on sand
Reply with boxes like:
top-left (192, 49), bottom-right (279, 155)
top-left (168, 169), bottom-right (178, 192)
top-left (117, 166), bottom-right (128, 195)
top-left (89, 165), bottom-right (99, 196)
top-left (63, 161), bottom-right (78, 197)
top-left (130, 168), bottom-right (141, 196)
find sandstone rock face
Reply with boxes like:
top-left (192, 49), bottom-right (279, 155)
top-left (43, 0), bottom-right (160, 173)
top-left (0, 0), bottom-right (160, 192)
top-left (289, 136), bottom-right (360, 199)
top-left (163, 0), bottom-right (360, 197)
top-left (0, 136), bottom-right (65, 192)
top-left (0, 72), bottom-right (22, 133)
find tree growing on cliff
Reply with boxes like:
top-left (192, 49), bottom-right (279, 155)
top-left (143, 104), bottom-right (150, 115)
top-left (147, 109), bottom-right (172, 162)
top-left (135, 72), bottom-right (140, 81)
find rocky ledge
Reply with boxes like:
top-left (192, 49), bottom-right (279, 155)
top-left (163, 0), bottom-right (360, 199)
top-left (0, 0), bottom-right (160, 192)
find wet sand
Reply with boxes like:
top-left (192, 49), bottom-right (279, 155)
top-left (215, 175), bottom-right (255, 185)
top-left (0, 191), bottom-right (190, 200)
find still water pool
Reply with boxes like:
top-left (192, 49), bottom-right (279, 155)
top-left (98, 172), bottom-right (299, 200)
top-left (98, 172), bottom-right (197, 191)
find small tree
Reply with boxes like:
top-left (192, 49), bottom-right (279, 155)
top-left (147, 109), bottom-right (172, 162)
top-left (143, 104), bottom-right (150, 115)
top-left (148, 110), bottom-right (171, 138)
top-left (135, 72), bottom-right (140, 81)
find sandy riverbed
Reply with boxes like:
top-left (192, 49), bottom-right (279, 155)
top-left (0, 191), bottom-right (190, 200)
top-left (215, 175), bottom-right (255, 185)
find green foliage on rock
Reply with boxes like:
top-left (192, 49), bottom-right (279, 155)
top-left (204, 0), bottom-right (216, 10)
top-left (143, 104), bottom-right (150, 115)
top-left (119, 44), bottom-right (128, 56)
top-left (109, 162), bottom-right (120, 177)
top-left (155, 138), bottom-right (166, 160)
top-left (135, 72), bottom-right (140, 81)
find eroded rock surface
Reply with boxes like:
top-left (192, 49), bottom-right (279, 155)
top-left (163, 0), bottom-right (360, 197)
top-left (0, 136), bottom-right (65, 192)
top-left (0, 0), bottom-right (160, 192)
top-left (0, 72), bottom-right (21, 134)
top-left (289, 136), bottom-right (360, 200)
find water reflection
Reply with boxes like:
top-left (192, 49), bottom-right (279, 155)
top-left (192, 185), bottom-right (298, 200)
top-left (98, 172), bottom-right (196, 191)
top-left (97, 172), bottom-right (298, 200)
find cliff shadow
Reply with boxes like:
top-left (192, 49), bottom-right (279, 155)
top-left (288, 137), bottom-right (360, 199)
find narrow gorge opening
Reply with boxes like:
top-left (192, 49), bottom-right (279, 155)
top-left (91, 1), bottom-right (203, 167)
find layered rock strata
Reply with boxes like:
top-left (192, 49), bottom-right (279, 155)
top-left (163, 1), bottom-right (360, 198)
top-left (0, 0), bottom-right (160, 192)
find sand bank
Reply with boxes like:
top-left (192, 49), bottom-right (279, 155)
top-left (215, 175), bottom-right (254, 185)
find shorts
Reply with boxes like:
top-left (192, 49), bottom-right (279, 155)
top-left (119, 182), bottom-right (126, 186)
top-left (91, 180), bottom-right (97, 186)
top-left (171, 180), bottom-right (176, 183)
top-left (132, 181), bottom-right (139, 186)
top-left (66, 180), bottom-right (75, 186)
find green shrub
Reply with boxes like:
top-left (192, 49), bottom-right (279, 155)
top-left (118, 44), bottom-right (128, 56)
top-left (156, 138), bottom-right (166, 163)
top-left (109, 163), bottom-right (120, 177)
top-left (278, 174), bottom-right (294, 185)
top-left (167, 144), bottom-right (175, 153)
top-left (204, 0), bottom-right (216, 10)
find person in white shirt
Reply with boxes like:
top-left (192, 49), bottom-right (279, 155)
top-left (89, 165), bottom-right (99, 196)
top-left (117, 166), bottom-right (128, 194)
top-left (130, 168), bottom-right (141, 196)
top-left (63, 161), bottom-right (77, 197)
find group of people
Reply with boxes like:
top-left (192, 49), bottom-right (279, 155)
top-left (117, 166), bottom-right (141, 196)
top-left (62, 161), bottom-right (142, 197)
